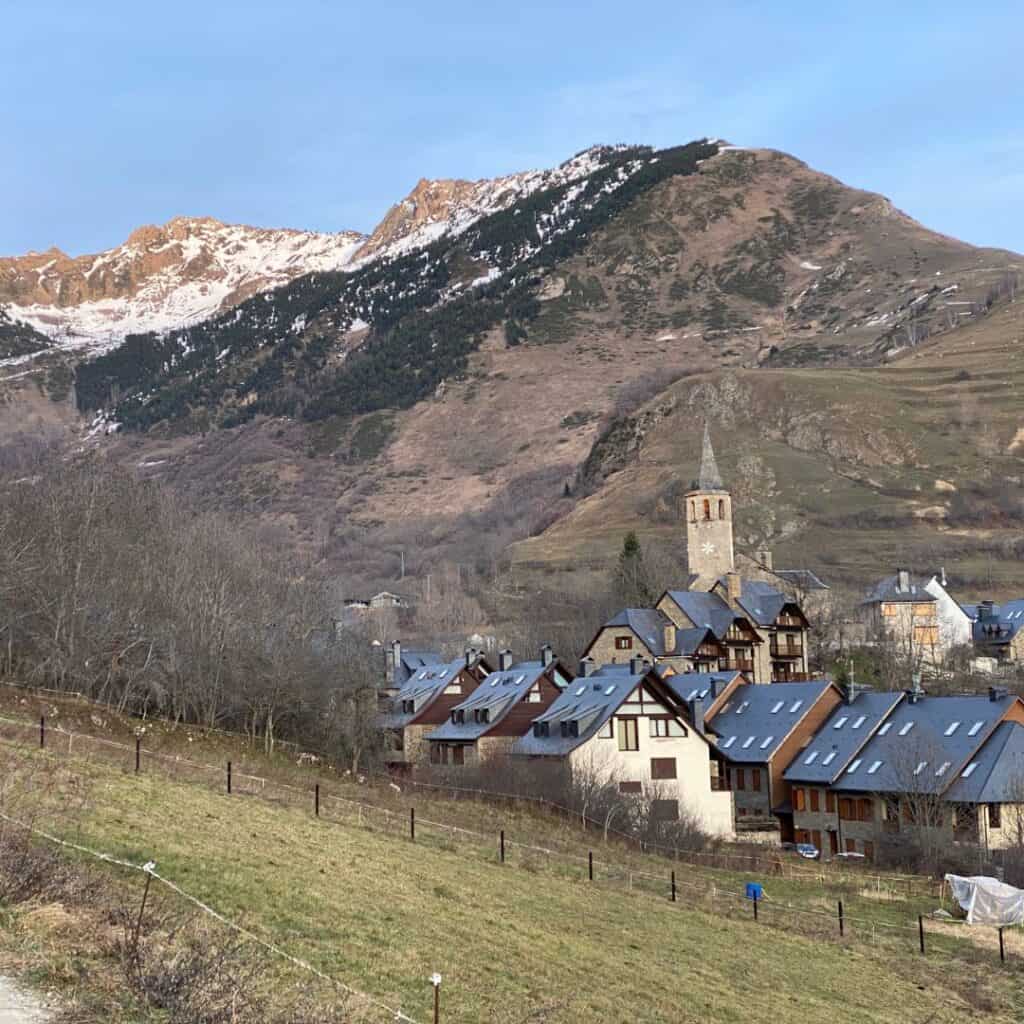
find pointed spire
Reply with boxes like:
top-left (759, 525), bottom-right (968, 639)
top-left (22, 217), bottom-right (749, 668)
top-left (696, 421), bottom-right (724, 490)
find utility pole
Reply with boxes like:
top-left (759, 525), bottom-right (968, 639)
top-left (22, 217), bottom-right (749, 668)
top-left (400, 550), bottom-right (405, 580)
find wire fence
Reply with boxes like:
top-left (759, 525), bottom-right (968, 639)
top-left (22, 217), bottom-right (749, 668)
top-left (1, 711), bottom-right (1020, 973)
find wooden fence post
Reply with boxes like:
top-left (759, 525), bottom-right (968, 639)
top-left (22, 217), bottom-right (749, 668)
top-left (918, 914), bottom-right (925, 955)
top-left (315, 783), bottom-right (320, 818)
top-left (671, 871), bottom-right (676, 903)
top-left (499, 830), bottom-right (505, 863)
top-left (410, 807), bottom-right (416, 841)
top-left (227, 761), bottom-right (232, 794)
top-left (135, 737), bottom-right (141, 773)
top-left (39, 716), bottom-right (45, 749)
top-left (588, 851), bottom-right (593, 881)
top-left (838, 899), bottom-right (844, 937)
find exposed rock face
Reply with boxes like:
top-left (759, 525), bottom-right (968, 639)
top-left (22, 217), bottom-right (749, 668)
top-left (0, 217), bottom-right (366, 348)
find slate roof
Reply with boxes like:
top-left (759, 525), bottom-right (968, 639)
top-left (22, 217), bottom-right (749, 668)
top-left (972, 599), bottom-right (1024, 648)
top-left (379, 656), bottom-right (472, 729)
top-left (694, 422), bottom-right (725, 491)
top-left (831, 692), bottom-right (1021, 795)
top-left (944, 722), bottom-right (1024, 804)
top-left (602, 608), bottom-right (720, 658)
top-left (393, 649), bottom-right (445, 687)
top-left (661, 671), bottom-right (742, 725)
top-left (784, 690), bottom-right (904, 784)
top-left (773, 569), bottom-right (830, 592)
top-left (862, 574), bottom-right (936, 605)
top-left (727, 578), bottom-right (790, 628)
top-left (663, 590), bottom-right (737, 640)
top-left (708, 680), bottom-right (836, 764)
top-left (427, 661), bottom-right (565, 742)
top-left (512, 664), bottom-right (663, 757)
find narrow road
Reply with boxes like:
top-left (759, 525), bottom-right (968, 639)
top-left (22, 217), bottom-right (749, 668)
top-left (0, 979), bottom-right (50, 1023)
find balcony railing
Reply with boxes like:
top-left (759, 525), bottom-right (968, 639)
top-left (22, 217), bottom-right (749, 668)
top-left (727, 659), bottom-right (754, 673)
top-left (710, 777), bottom-right (731, 791)
top-left (770, 641), bottom-right (804, 658)
top-left (772, 670), bottom-right (812, 682)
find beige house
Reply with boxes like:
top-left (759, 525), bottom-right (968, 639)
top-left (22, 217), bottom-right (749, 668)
top-left (512, 659), bottom-right (735, 837)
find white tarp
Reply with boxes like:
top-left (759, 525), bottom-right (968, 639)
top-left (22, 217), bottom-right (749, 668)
top-left (944, 874), bottom-right (1024, 927)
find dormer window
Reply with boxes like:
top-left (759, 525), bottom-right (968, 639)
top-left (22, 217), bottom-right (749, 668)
top-left (559, 720), bottom-right (579, 738)
top-left (533, 721), bottom-right (550, 738)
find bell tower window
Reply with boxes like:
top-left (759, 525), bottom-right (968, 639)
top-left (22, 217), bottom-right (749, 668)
top-left (718, 499), bottom-right (725, 519)
top-left (703, 499), bottom-right (711, 521)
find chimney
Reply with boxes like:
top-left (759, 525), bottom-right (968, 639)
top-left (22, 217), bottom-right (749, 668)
top-left (726, 571), bottom-right (742, 603)
top-left (907, 672), bottom-right (925, 703)
top-left (688, 699), bottom-right (705, 735)
top-left (758, 549), bottom-right (773, 571)
top-left (629, 655), bottom-right (646, 675)
top-left (989, 685), bottom-right (1010, 702)
top-left (386, 639), bottom-right (402, 683)
top-left (578, 656), bottom-right (597, 677)
top-left (663, 623), bottom-right (677, 655)
top-left (464, 646), bottom-right (477, 669)
top-left (498, 649), bottom-right (513, 671)
top-left (940, 566), bottom-right (947, 587)
top-left (540, 643), bottom-right (554, 668)
top-left (897, 568), bottom-right (910, 593)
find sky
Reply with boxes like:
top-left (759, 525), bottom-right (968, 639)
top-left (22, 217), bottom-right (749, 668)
top-left (3, 1), bottom-right (1023, 256)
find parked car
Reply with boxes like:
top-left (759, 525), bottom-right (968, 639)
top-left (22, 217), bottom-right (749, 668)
top-left (781, 842), bottom-right (820, 860)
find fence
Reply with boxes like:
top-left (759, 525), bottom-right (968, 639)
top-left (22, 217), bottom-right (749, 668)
top-left (2, 712), bottom-right (1019, 973)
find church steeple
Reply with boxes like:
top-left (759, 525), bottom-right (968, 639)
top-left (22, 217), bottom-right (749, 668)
top-left (696, 421), bottom-right (724, 491)
top-left (684, 424), bottom-right (734, 584)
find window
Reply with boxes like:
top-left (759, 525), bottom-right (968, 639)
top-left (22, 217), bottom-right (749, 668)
top-left (741, 736), bottom-right (755, 749)
top-left (846, 758), bottom-right (862, 774)
top-left (961, 761), bottom-right (979, 778)
top-left (851, 716), bottom-right (866, 729)
top-left (898, 722), bottom-right (915, 736)
top-left (804, 751), bottom-right (819, 765)
top-left (881, 603), bottom-right (897, 617)
top-left (617, 718), bottom-right (639, 752)
top-left (619, 781), bottom-right (642, 794)
top-left (429, 743), bottom-right (442, 765)
top-left (650, 719), bottom-right (684, 738)
top-left (877, 722), bottom-right (893, 736)
top-left (443, 683), bottom-right (462, 695)
top-left (934, 761), bottom-right (951, 777)
top-left (721, 736), bottom-right (737, 749)
top-left (736, 701), bottom-right (750, 715)
top-left (533, 722), bottom-right (549, 738)
top-left (867, 760), bottom-right (883, 774)
top-left (845, 838), bottom-right (857, 853)
top-left (751, 768), bottom-right (762, 791)
top-left (810, 788), bottom-right (820, 812)
top-left (833, 716), bottom-right (849, 730)
top-left (789, 700), bottom-right (804, 713)
top-left (452, 745), bottom-right (465, 766)
top-left (794, 787), bottom-right (805, 811)
top-left (968, 721), bottom-right (984, 737)
top-left (703, 498), bottom-right (711, 520)
top-left (863, 841), bottom-right (875, 862)
top-left (604, 685), bottom-right (616, 696)
top-left (825, 791), bottom-right (836, 813)
top-left (651, 757), bottom-right (677, 780)
top-left (944, 721), bottom-right (961, 737)
top-left (822, 751), bottom-right (836, 766)
top-left (989, 804), bottom-right (1002, 829)
top-left (525, 685), bottom-right (542, 703)
top-left (759, 736), bottom-right (774, 749)
top-left (858, 798), bottom-right (873, 822)
top-left (913, 761), bottom-right (928, 776)
top-left (913, 625), bottom-right (939, 645)
top-left (652, 799), bottom-right (679, 821)
top-left (735, 768), bottom-right (746, 791)
top-left (770, 701), bottom-right (784, 714)
top-left (615, 636), bottom-right (633, 651)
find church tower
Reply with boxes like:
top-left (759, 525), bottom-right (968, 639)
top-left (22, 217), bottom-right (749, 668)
top-left (684, 424), bottom-right (735, 584)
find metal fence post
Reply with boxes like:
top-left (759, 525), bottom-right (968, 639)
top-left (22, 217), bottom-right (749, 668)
top-left (227, 761), bottom-right (232, 795)
top-left (315, 783), bottom-right (320, 818)
top-left (838, 899), bottom-right (844, 937)
top-left (410, 807), bottom-right (415, 841)
top-left (39, 716), bottom-right (45, 749)
top-left (753, 893), bottom-right (759, 922)
top-left (135, 737), bottom-right (141, 773)
top-left (499, 829), bottom-right (505, 863)
top-left (999, 927), bottom-right (1005, 963)
top-left (588, 851), bottom-right (593, 881)
top-left (671, 870), bottom-right (676, 903)
top-left (918, 914), bottom-right (925, 955)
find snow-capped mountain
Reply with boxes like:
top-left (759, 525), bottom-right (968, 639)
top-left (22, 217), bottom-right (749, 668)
top-left (0, 146), bottom-right (631, 354)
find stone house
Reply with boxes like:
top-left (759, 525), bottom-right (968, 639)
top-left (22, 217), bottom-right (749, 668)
top-left (824, 687), bottom-right (1024, 861)
top-left (425, 647), bottom-right (572, 766)
top-left (861, 569), bottom-right (972, 666)
top-left (379, 649), bottom-right (492, 769)
top-left (512, 660), bottom-right (735, 837)
top-left (972, 599), bottom-right (1024, 666)
top-left (382, 640), bottom-right (444, 698)
top-left (703, 679), bottom-right (842, 839)
top-left (585, 608), bottom-right (725, 675)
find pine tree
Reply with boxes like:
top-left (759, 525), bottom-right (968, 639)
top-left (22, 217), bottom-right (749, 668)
top-left (613, 531), bottom-right (653, 607)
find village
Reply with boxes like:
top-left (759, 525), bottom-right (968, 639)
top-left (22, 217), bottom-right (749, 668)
top-left (377, 428), bottom-right (1024, 867)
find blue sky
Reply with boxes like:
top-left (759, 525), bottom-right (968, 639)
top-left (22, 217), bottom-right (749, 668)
top-left (3, 1), bottom-right (1022, 255)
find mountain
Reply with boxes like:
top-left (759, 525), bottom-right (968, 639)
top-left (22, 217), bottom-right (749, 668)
top-left (0, 306), bottom-right (51, 361)
top-left (2, 139), bottom-right (1021, 597)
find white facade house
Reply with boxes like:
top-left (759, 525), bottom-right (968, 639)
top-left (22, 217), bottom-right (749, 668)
top-left (924, 574), bottom-right (973, 652)
top-left (511, 660), bottom-right (735, 837)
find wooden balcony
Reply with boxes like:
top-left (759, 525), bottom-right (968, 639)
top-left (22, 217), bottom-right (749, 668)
top-left (770, 641), bottom-right (804, 658)
top-left (727, 659), bottom-right (754, 673)
top-left (710, 776), bottom-right (731, 792)
top-left (772, 670), bottom-right (812, 682)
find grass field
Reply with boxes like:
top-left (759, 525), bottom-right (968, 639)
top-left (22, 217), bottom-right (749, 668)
top-left (2, 716), bottom-right (1023, 1023)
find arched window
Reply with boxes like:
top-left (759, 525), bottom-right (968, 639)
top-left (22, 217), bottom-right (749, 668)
top-left (703, 499), bottom-right (711, 521)
top-left (718, 499), bottom-right (726, 519)
top-left (690, 501), bottom-right (696, 521)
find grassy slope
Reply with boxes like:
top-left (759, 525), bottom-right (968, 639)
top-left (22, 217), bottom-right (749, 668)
top-left (23, 756), bottom-right (1021, 1024)
top-left (511, 299), bottom-right (1024, 597)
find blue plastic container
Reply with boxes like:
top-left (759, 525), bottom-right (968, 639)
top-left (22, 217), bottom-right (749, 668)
top-left (745, 882), bottom-right (763, 901)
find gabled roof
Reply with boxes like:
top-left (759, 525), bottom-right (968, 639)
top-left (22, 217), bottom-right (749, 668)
top-left (784, 690), bottom-right (903, 784)
top-left (660, 671), bottom-right (742, 724)
top-left (379, 655), bottom-right (482, 729)
top-left (427, 661), bottom-right (563, 742)
top-left (862, 574), bottom-right (936, 605)
top-left (831, 692), bottom-right (1022, 795)
top-left (773, 569), bottom-right (830, 592)
top-left (726, 578), bottom-right (792, 628)
top-left (512, 664), bottom-right (670, 757)
top-left (601, 608), bottom-right (722, 659)
top-left (708, 680), bottom-right (837, 764)
top-left (662, 590), bottom-right (737, 640)
top-left (944, 722), bottom-right (1024, 804)
top-left (972, 600), bottom-right (1024, 647)
top-left (393, 649), bottom-right (446, 687)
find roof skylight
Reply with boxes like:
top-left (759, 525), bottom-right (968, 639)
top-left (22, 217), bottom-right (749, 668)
top-left (961, 762), bottom-right (979, 778)
top-left (944, 722), bottom-right (961, 736)
top-left (899, 722), bottom-right (915, 736)
top-left (771, 701), bottom-right (784, 714)
top-left (852, 716), bottom-right (866, 729)
top-left (878, 722), bottom-right (893, 736)
top-left (913, 761), bottom-right (928, 776)
top-left (604, 685), bottom-right (616, 696)
top-left (833, 716), bottom-right (849, 730)
top-left (935, 761), bottom-right (951, 777)
top-left (968, 721), bottom-right (984, 736)
top-left (867, 760), bottom-right (883, 774)
top-left (741, 736), bottom-right (755, 749)
top-left (846, 758), bottom-right (862, 773)
top-left (759, 736), bottom-right (774, 749)
top-left (721, 736), bottom-right (737, 749)
top-left (822, 751), bottom-right (837, 766)
top-left (804, 751), bottom-right (819, 765)
top-left (789, 700), bottom-right (804, 713)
